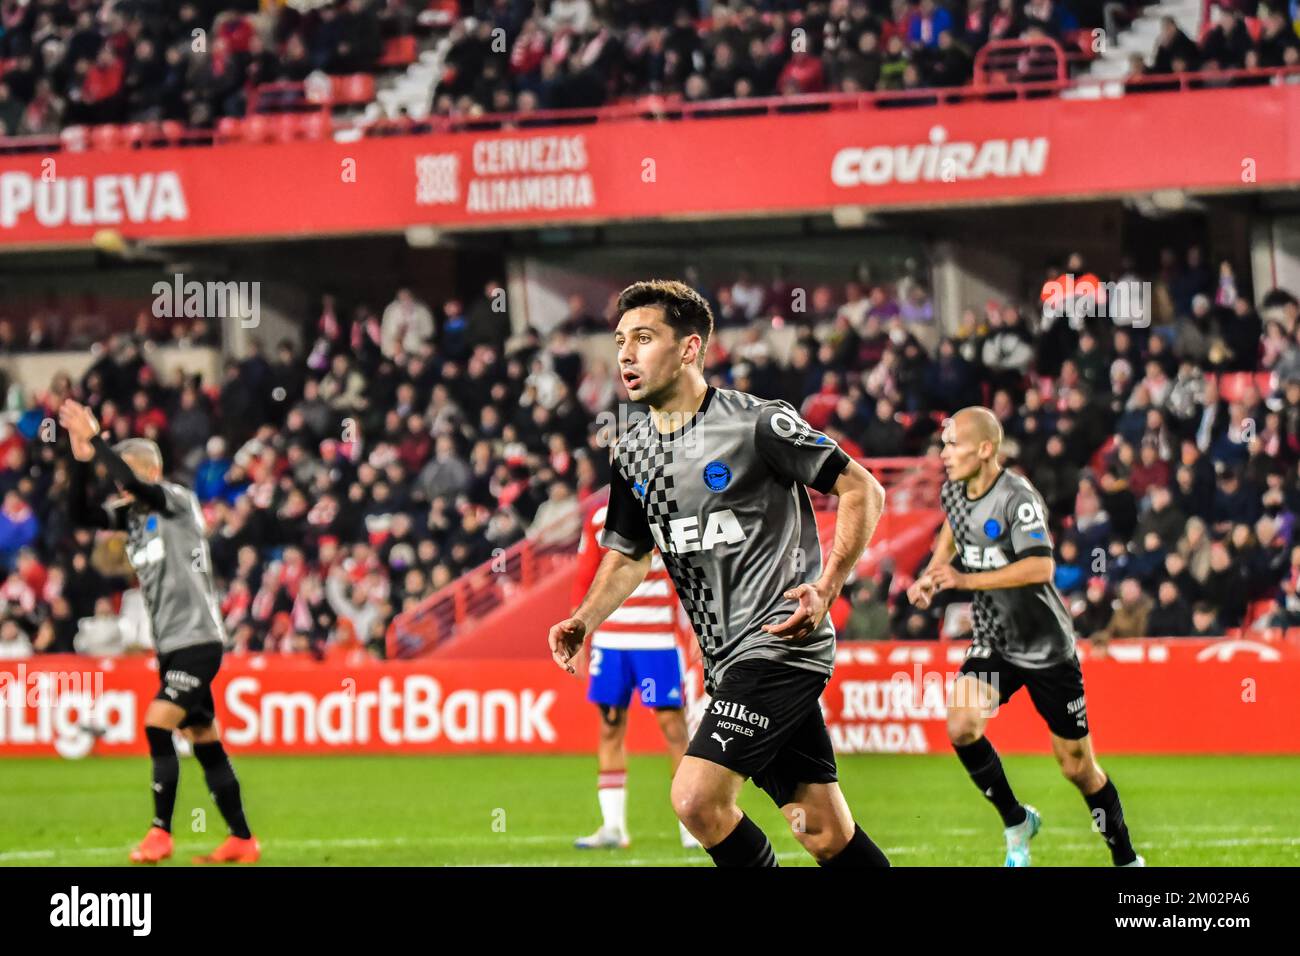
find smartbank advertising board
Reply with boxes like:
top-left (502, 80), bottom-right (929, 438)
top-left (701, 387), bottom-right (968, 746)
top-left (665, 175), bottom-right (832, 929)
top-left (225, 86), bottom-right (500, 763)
top-left (0, 85), bottom-right (1294, 246)
top-left (2, 640), bottom-right (1296, 757)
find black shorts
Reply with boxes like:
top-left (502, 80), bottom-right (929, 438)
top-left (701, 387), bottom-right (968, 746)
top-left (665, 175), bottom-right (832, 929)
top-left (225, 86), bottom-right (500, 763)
top-left (686, 658), bottom-right (837, 808)
top-left (958, 646), bottom-right (1089, 740)
top-left (154, 643), bottom-right (224, 729)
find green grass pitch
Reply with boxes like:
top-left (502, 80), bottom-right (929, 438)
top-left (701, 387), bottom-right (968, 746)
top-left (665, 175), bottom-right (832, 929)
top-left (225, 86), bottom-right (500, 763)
top-left (2, 754), bottom-right (1297, 866)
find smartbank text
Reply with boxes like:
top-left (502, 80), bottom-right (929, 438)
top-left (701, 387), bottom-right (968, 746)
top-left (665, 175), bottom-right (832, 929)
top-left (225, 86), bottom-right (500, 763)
top-left (0, 676), bottom-right (557, 755)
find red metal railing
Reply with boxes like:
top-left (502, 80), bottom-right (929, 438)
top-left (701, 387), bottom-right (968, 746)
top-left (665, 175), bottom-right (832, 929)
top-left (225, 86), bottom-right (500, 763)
top-left (2, 62), bottom-right (1298, 155)
top-left (388, 456), bottom-right (945, 659)
top-left (974, 37), bottom-right (1070, 87)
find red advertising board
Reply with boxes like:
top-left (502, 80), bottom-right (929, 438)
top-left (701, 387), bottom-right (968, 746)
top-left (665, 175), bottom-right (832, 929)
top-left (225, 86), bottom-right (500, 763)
top-left (0, 86), bottom-right (1296, 247)
top-left (2, 639), bottom-right (1295, 758)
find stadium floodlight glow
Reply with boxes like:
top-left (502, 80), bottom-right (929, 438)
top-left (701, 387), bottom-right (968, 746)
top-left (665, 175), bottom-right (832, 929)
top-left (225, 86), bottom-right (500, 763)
top-left (831, 205), bottom-right (881, 229)
top-left (1149, 189), bottom-right (1189, 212)
top-left (405, 226), bottom-right (442, 247)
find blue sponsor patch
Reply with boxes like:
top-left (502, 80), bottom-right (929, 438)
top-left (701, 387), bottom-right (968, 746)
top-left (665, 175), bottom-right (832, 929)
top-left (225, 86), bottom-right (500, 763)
top-left (983, 518), bottom-right (1002, 539)
top-left (703, 460), bottom-right (732, 492)
top-left (1028, 530), bottom-right (1046, 540)
top-left (815, 435), bottom-right (828, 444)
top-left (146, 516), bottom-right (158, 532)
top-left (632, 480), bottom-right (646, 498)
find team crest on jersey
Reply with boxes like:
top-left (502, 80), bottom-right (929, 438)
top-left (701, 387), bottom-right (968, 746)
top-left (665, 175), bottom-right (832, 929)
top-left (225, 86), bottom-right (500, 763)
top-left (983, 518), bottom-right (1002, 538)
top-left (703, 460), bottom-right (731, 492)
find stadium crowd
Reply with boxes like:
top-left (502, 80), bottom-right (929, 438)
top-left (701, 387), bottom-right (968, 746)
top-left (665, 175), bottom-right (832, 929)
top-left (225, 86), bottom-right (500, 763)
top-left (8, 0), bottom-right (1286, 141)
top-left (1, 245), bottom-right (1299, 662)
top-left (0, 0), bottom-right (424, 134)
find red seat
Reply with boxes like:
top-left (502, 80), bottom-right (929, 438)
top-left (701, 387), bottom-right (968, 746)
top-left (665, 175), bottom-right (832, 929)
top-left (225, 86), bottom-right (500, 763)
top-left (90, 124), bottom-right (122, 151)
top-left (299, 110), bottom-right (330, 141)
top-left (123, 122), bottom-right (151, 147)
top-left (272, 112), bottom-right (301, 143)
top-left (215, 116), bottom-right (243, 143)
top-left (160, 120), bottom-right (185, 144)
top-left (59, 125), bottom-right (88, 151)
top-left (378, 35), bottom-right (417, 66)
top-left (1216, 371), bottom-right (1259, 402)
top-left (337, 73), bottom-right (376, 104)
top-left (241, 114), bottom-right (272, 143)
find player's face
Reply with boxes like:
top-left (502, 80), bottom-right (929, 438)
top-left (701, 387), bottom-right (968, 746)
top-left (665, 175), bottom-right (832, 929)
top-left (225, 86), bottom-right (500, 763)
top-left (613, 307), bottom-right (694, 405)
top-left (939, 418), bottom-right (985, 482)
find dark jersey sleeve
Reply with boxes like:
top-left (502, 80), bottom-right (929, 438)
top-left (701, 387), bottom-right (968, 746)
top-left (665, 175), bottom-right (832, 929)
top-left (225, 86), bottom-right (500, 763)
top-left (68, 457), bottom-right (119, 530)
top-left (90, 434), bottom-right (170, 512)
top-left (754, 401), bottom-right (850, 493)
top-left (1006, 481), bottom-right (1054, 559)
top-left (599, 463), bottom-right (654, 559)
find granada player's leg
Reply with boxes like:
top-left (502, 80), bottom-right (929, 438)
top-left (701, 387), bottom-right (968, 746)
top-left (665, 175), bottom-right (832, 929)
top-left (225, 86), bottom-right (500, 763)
top-left (576, 646), bottom-right (634, 848)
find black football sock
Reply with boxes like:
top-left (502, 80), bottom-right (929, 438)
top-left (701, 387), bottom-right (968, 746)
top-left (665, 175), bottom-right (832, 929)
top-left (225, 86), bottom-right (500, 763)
top-left (954, 736), bottom-right (1027, 828)
top-left (705, 813), bottom-right (778, 867)
top-left (194, 741), bottom-right (253, 840)
top-left (145, 726), bottom-right (178, 833)
top-left (1084, 777), bottom-right (1137, 865)
top-left (818, 824), bottom-right (891, 867)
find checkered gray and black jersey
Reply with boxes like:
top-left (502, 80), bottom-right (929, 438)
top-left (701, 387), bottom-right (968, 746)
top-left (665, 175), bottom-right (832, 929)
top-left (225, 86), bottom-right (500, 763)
top-left (939, 469), bottom-right (1075, 667)
top-left (121, 482), bottom-right (227, 654)
top-left (69, 440), bottom-right (225, 654)
top-left (601, 386), bottom-right (850, 693)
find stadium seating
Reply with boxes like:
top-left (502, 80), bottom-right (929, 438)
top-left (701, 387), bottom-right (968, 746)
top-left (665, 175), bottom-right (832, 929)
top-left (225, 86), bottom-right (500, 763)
top-left (6, 0), bottom-right (1299, 152)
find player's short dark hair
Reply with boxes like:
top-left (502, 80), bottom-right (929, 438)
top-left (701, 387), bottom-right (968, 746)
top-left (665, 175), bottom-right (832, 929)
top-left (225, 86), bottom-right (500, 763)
top-left (615, 279), bottom-right (713, 368)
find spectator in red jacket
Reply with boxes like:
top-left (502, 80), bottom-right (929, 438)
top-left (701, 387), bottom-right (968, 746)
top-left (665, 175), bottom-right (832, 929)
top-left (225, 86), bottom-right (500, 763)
top-left (82, 47), bottom-right (125, 123)
top-left (778, 51), bottom-right (827, 93)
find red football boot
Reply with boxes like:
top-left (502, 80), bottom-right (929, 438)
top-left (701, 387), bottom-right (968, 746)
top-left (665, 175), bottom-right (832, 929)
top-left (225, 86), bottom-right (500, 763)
top-left (193, 834), bottom-right (261, 864)
top-left (129, 827), bottom-right (174, 864)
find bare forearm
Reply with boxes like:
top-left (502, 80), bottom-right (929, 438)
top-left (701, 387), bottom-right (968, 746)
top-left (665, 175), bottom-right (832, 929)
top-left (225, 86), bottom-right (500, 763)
top-left (922, 521), bottom-right (957, 576)
top-left (962, 557), bottom-right (1054, 591)
top-left (816, 471), bottom-right (885, 602)
top-left (573, 550), bottom-right (651, 632)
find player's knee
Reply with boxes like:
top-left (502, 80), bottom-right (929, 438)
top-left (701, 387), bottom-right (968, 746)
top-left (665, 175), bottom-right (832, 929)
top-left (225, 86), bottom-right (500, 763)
top-left (670, 781), bottom-right (725, 832)
top-left (946, 709), bottom-right (984, 747)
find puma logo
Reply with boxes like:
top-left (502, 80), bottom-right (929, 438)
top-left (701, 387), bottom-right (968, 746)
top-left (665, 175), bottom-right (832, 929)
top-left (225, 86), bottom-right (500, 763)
top-left (710, 733), bottom-right (732, 752)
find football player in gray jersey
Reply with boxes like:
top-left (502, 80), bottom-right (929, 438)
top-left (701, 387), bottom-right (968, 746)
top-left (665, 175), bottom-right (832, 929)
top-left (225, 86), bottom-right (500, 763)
top-left (60, 399), bottom-right (259, 866)
top-left (548, 280), bottom-right (891, 868)
top-left (909, 406), bottom-right (1142, 867)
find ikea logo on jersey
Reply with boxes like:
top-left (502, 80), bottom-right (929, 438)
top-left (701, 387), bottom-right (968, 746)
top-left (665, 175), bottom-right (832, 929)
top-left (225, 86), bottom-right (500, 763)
top-left (962, 544), bottom-right (1009, 570)
top-left (650, 510), bottom-right (747, 555)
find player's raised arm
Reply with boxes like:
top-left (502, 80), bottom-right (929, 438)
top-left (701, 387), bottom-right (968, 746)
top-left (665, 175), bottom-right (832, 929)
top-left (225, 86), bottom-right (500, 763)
top-left (60, 399), bottom-right (168, 512)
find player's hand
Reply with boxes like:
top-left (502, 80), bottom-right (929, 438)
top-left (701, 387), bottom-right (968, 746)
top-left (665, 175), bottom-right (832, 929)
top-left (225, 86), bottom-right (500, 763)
top-left (762, 583), bottom-right (828, 640)
top-left (907, 575), bottom-right (936, 610)
top-left (547, 617), bottom-right (587, 674)
top-left (928, 565), bottom-right (967, 592)
top-left (58, 400), bottom-right (101, 443)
